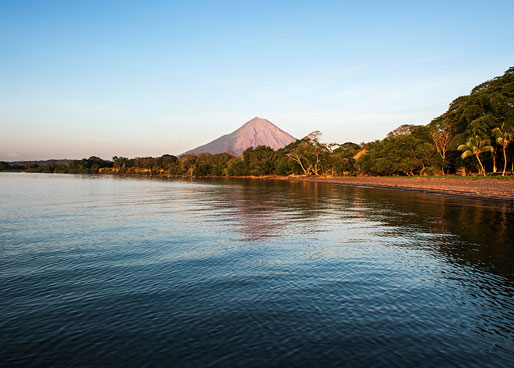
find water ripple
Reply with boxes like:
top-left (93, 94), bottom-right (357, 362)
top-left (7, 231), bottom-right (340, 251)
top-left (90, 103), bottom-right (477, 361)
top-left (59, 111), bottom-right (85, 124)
top-left (1, 173), bottom-right (513, 367)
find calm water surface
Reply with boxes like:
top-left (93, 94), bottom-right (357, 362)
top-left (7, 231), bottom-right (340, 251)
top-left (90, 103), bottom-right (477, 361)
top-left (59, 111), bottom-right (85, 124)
top-left (1, 173), bottom-right (513, 367)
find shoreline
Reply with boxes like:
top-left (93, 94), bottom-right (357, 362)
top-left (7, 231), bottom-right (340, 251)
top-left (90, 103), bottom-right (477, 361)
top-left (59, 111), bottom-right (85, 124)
top-left (268, 176), bottom-right (514, 203)
top-left (3, 171), bottom-right (514, 203)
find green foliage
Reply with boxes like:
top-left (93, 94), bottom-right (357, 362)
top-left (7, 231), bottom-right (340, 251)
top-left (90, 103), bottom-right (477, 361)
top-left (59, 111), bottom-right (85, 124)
top-left (68, 156), bottom-right (113, 174)
top-left (243, 146), bottom-right (276, 176)
top-left (227, 159), bottom-right (247, 176)
top-left (286, 131), bottom-right (332, 176)
top-left (328, 142), bottom-right (359, 175)
top-left (357, 127), bottom-right (437, 176)
top-left (113, 156), bottom-right (135, 169)
top-left (179, 154), bottom-right (197, 175)
top-left (457, 131), bottom-right (494, 176)
top-left (492, 122), bottom-right (514, 176)
top-left (193, 164), bottom-right (211, 176)
top-left (421, 67), bottom-right (514, 175)
top-left (0, 161), bottom-right (12, 171)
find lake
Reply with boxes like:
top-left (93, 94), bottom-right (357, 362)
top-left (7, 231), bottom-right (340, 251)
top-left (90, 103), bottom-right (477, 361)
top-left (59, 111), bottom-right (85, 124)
top-left (1, 173), bottom-right (513, 367)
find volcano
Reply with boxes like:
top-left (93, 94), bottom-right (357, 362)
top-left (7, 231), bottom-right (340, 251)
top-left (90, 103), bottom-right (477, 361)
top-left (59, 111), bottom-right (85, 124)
top-left (182, 117), bottom-right (296, 156)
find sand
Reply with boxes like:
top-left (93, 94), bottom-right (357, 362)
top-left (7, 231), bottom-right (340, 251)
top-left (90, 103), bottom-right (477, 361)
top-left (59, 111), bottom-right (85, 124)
top-left (273, 176), bottom-right (514, 203)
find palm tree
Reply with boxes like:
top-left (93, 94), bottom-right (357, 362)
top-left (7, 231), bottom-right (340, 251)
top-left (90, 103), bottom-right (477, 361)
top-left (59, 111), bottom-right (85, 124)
top-left (492, 122), bottom-right (514, 176)
top-left (458, 132), bottom-right (494, 176)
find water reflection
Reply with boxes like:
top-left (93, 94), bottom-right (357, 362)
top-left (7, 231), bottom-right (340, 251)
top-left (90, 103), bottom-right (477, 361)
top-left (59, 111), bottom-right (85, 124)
top-left (220, 182), bottom-right (287, 242)
top-left (346, 185), bottom-right (514, 279)
top-left (200, 178), bottom-right (514, 351)
top-left (198, 178), bottom-right (514, 280)
top-left (2, 173), bottom-right (514, 367)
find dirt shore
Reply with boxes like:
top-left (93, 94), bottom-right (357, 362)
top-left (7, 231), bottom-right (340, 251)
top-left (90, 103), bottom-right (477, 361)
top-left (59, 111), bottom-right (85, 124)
top-left (268, 176), bottom-right (514, 203)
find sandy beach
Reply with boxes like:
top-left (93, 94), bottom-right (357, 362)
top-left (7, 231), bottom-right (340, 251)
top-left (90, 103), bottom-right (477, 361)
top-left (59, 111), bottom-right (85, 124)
top-left (272, 176), bottom-right (514, 203)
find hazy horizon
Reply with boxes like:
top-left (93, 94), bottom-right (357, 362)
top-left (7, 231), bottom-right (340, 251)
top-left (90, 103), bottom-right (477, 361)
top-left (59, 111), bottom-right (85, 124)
top-left (1, 0), bottom-right (513, 161)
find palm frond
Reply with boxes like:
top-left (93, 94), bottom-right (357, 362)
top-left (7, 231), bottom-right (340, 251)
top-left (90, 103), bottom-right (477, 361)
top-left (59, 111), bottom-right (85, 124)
top-left (460, 150), bottom-right (473, 159)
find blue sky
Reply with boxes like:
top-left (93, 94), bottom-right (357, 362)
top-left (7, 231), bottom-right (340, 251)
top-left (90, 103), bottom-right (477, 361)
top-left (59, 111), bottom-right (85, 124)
top-left (1, 0), bottom-right (513, 160)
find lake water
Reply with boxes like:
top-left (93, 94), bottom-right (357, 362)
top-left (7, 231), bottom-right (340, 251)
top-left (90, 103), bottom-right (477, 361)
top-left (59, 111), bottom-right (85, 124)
top-left (1, 173), bottom-right (513, 367)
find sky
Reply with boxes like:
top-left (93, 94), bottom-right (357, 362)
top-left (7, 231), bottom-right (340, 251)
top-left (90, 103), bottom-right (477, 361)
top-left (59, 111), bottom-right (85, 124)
top-left (1, 0), bottom-right (513, 161)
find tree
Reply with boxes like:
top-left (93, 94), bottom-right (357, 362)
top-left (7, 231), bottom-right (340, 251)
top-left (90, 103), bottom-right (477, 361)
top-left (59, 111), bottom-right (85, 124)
top-left (69, 156), bottom-right (112, 174)
top-left (288, 131), bottom-right (330, 176)
top-left (0, 161), bottom-right (11, 171)
top-left (156, 154), bottom-right (178, 170)
top-left (227, 159), bottom-right (247, 176)
top-left (207, 153), bottom-right (232, 176)
top-left (179, 154), bottom-right (197, 176)
top-left (470, 114), bottom-right (497, 172)
top-left (113, 156), bottom-right (134, 169)
top-left (193, 164), bottom-right (211, 176)
top-left (428, 117), bottom-right (454, 174)
top-left (242, 146), bottom-right (276, 176)
top-left (133, 157), bottom-right (157, 170)
top-left (328, 142), bottom-right (360, 175)
top-left (458, 131), bottom-right (494, 176)
top-left (386, 124), bottom-right (418, 138)
top-left (424, 67), bottom-right (512, 175)
top-left (492, 122), bottom-right (514, 176)
top-left (357, 127), bottom-right (436, 176)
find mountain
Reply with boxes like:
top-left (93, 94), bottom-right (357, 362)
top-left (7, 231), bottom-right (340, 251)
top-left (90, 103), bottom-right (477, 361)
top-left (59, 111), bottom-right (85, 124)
top-left (182, 117), bottom-right (296, 156)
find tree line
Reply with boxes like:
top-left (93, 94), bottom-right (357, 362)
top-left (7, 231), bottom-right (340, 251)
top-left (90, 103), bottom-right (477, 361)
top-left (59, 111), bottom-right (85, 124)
top-left (0, 157), bottom-right (113, 174)
top-left (1, 67), bottom-right (512, 177)
top-left (360, 67), bottom-right (514, 176)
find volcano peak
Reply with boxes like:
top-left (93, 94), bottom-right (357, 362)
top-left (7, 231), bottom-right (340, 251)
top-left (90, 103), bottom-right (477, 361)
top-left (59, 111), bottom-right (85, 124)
top-left (182, 117), bottom-right (296, 156)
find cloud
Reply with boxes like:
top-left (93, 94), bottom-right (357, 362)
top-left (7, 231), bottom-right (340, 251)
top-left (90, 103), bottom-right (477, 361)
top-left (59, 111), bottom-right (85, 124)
top-left (7, 152), bottom-right (22, 158)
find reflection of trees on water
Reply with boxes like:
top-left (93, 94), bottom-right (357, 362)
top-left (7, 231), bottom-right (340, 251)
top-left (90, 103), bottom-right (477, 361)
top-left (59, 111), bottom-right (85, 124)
top-left (334, 185), bottom-right (514, 280)
top-left (344, 186), bottom-right (514, 339)
top-left (191, 178), bottom-right (514, 343)
top-left (203, 179), bottom-right (332, 241)
top-left (196, 178), bottom-right (513, 279)
top-left (222, 182), bottom-right (286, 242)
top-left (204, 178), bottom-right (514, 280)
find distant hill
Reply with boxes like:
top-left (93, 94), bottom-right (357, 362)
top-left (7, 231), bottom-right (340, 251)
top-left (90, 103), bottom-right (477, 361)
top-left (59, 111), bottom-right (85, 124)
top-left (8, 159), bottom-right (74, 167)
top-left (182, 117), bottom-right (296, 156)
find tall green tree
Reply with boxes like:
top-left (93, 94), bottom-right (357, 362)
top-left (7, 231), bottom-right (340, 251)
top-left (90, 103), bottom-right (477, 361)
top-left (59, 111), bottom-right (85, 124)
top-left (357, 126), bottom-right (436, 176)
top-left (243, 146), bottom-right (276, 176)
top-left (492, 122), bottom-right (514, 176)
top-left (458, 131), bottom-right (494, 176)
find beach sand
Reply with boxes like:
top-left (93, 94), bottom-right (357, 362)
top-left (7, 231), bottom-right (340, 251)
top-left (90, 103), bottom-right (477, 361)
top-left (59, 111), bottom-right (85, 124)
top-left (270, 176), bottom-right (514, 203)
